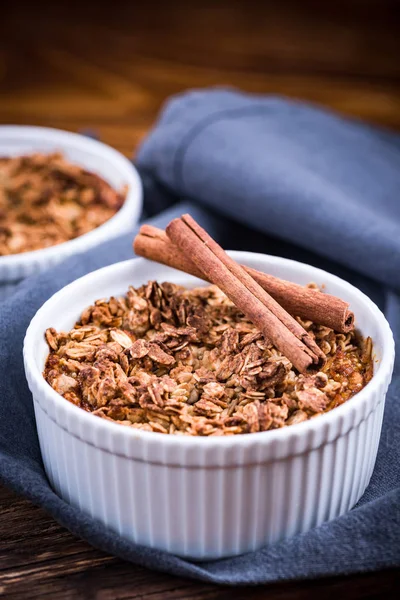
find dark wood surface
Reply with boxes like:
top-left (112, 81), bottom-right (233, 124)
top-left (1, 1), bottom-right (399, 598)
top-left (0, 484), bottom-right (399, 598)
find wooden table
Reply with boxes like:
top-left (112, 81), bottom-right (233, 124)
top-left (0, 1), bottom-right (399, 597)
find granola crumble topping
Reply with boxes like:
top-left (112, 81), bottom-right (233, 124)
top-left (43, 282), bottom-right (373, 436)
top-left (0, 152), bottom-right (127, 255)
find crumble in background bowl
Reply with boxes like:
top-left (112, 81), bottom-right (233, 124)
top-left (0, 126), bottom-right (142, 300)
top-left (23, 253), bottom-right (395, 559)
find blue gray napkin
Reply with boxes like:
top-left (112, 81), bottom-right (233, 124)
top-left (1, 89), bottom-right (399, 585)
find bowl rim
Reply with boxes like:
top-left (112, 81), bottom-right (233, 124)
top-left (0, 125), bottom-right (142, 272)
top-left (23, 252), bottom-right (395, 449)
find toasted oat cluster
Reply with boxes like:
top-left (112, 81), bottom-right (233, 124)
top-left (43, 282), bottom-right (373, 436)
top-left (0, 152), bottom-right (127, 255)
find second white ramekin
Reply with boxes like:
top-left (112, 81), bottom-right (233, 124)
top-left (0, 126), bottom-right (142, 300)
top-left (23, 253), bottom-right (394, 559)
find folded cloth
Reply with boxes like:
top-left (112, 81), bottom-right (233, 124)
top-left (138, 89), bottom-right (400, 289)
top-left (1, 89), bottom-right (400, 585)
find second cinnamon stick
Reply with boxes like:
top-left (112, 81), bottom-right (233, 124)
top-left (134, 224), bottom-right (354, 333)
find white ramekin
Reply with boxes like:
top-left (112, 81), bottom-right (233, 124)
top-left (23, 253), bottom-right (395, 559)
top-left (0, 126), bottom-right (142, 300)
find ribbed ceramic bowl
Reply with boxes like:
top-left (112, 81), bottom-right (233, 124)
top-left (23, 253), bottom-right (394, 559)
top-left (0, 126), bottom-right (142, 300)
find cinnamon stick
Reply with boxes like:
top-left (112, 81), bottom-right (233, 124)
top-left (165, 214), bottom-right (325, 374)
top-left (134, 224), bottom-right (354, 333)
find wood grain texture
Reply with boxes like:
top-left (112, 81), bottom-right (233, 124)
top-left (0, 0), bottom-right (399, 597)
top-left (0, 0), bottom-right (400, 159)
top-left (0, 486), bottom-right (398, 599)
